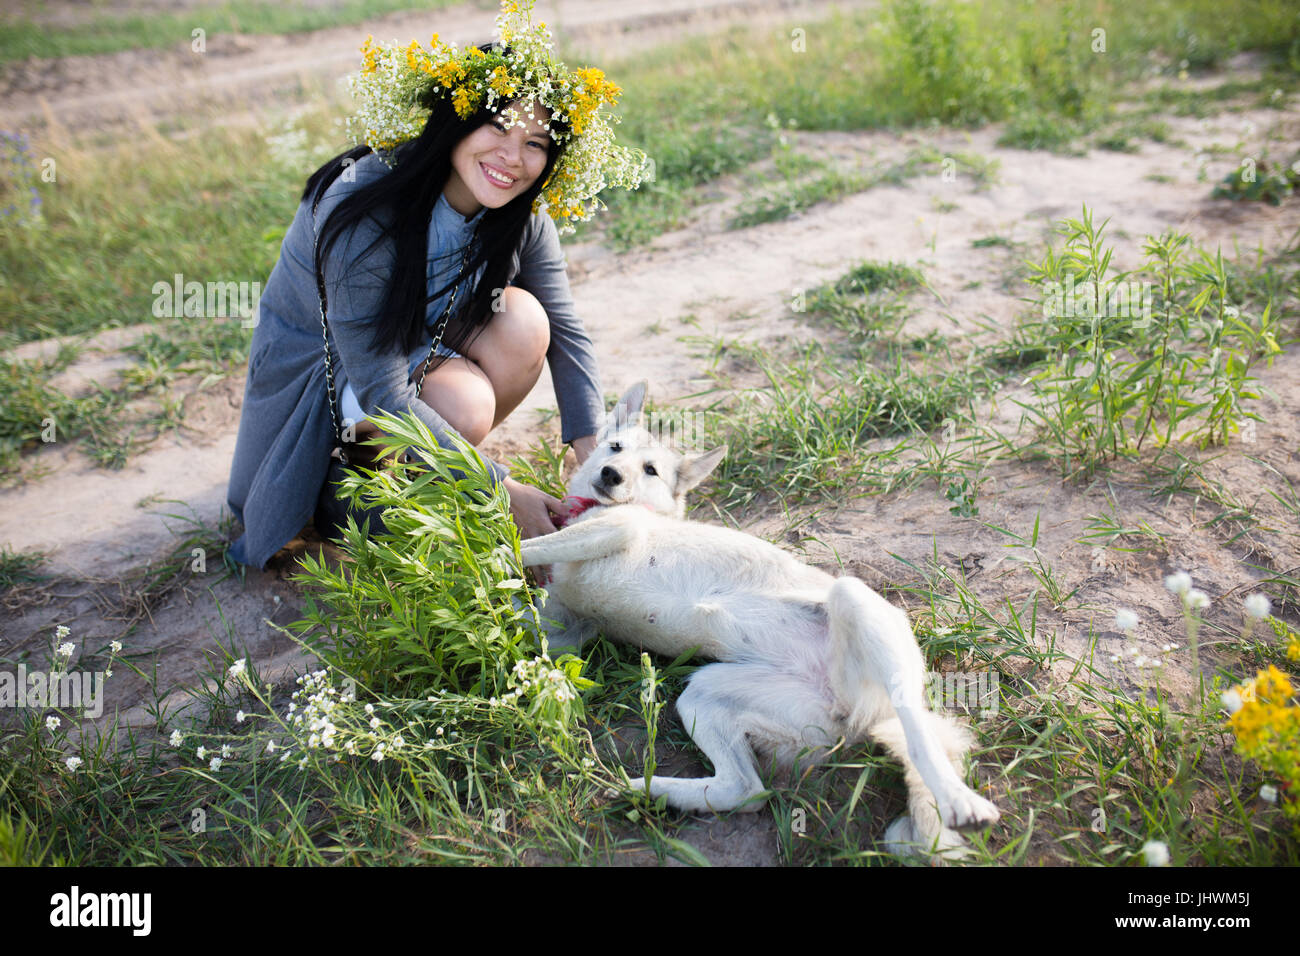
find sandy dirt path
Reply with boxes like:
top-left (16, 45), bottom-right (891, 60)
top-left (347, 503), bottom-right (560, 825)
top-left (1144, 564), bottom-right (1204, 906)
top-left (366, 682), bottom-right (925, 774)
top-left (0, 0), bottom-right (868, 133)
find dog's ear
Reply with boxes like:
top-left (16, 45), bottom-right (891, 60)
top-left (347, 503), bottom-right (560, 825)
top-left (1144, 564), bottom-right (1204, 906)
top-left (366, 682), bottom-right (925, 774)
top-left (600, 381), bottom-right (648, 438)
top-left (675, 445), bottom-right (727, 495)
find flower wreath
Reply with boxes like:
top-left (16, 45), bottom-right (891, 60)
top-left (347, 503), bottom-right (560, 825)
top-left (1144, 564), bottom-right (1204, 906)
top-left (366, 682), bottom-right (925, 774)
top-left (346, 0), bottom-right (649, 233)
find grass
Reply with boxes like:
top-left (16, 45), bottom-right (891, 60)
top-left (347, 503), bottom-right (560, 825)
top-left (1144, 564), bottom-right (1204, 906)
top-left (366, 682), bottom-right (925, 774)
top-left (0, 0), bottom-right (467, 64)
top-left (0, 546), bottom-right (47, 591)
top-left (6, 472), bottom-right (1296, 865)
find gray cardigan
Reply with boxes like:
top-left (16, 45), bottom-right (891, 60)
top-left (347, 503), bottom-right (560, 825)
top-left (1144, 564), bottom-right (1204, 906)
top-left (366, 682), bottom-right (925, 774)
top-left (226, 152), bottom-right (605, 569)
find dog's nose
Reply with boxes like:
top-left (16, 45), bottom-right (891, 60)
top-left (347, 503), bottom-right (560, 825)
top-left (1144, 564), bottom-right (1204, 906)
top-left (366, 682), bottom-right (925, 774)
top-left (600, 465), bottom-right (622, 486)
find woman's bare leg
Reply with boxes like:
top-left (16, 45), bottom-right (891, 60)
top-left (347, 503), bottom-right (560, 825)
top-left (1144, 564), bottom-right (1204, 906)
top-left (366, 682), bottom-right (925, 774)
top-left (352, 284), bottom-right (549, 442)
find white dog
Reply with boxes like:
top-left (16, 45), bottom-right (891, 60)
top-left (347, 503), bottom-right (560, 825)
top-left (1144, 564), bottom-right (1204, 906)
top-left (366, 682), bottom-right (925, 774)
top-left (520, 383), bottom-right (999, 859)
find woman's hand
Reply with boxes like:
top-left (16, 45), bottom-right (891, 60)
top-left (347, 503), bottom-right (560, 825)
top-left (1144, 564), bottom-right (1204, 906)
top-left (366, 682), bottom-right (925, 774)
top-left (570, 434), bottom-right (597, 466)
top-left (502, 476), bottom-right (565, 541)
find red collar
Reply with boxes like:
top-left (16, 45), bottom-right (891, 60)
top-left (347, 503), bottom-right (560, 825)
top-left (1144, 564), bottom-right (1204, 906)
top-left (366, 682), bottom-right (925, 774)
top-left (554, 496), bottom-right (601, 529)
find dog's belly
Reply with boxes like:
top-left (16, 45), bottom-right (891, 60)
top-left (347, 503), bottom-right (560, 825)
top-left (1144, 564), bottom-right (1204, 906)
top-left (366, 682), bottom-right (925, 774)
top-left (551, 556), bottom-right (831, 662)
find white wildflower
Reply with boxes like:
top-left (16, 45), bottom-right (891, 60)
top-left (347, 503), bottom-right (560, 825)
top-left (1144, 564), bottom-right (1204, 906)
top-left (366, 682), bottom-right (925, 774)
top-left (65, 756), bottom-right (82, 772)
top-left (209, 757), bottom-right (223, 772)
top-left (1164, 572), bottom-right (1192, 596)
top-left (1260, 784), bottom-right (1278, 804)
top-left (1244, 594), bottom-right (1271, 620)
top-left (1185, 588), bottom-right (1210, 610)
top-left (57, 643), bottom-right (74, 658)
top-left (1115, 609), bottom-right (1139, 632)
top-left (109, 640), bottom-right (122, 654)
top-left (227, 658), bottom-right (247, 680)
top-left (1142, 840), bottom-right (1170, 866)
top-left (169, 730), bottom-right (183, 747)
top-left (236, 710), bottom-right (246, 723)
top-left (197, 746), bottom-right (208, 760)
top-left (1221, 689), bottom-right (1243, 714)
top-left (221, 745), bottom-right (231, 759)
top-left (45, 716), bottom-right (60, 732)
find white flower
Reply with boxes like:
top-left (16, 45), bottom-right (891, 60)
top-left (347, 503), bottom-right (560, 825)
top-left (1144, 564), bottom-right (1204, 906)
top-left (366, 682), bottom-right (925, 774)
top-left (45, 715), bottom-right (60, 732)
top-left (267, 740), bottom-right (277, 753)
top-left (227, 658), bottom-right (247, 680)
top-left (57, 642), bottom-right (74, 658)
top-left (236, 710), bottom-right (246, 723)
top-left (65, 756), bottom-right (82, 772)
top-left (1142, 840), bottom-right (1170, 866)
top-left (109, 640), bottom-right (122, 654)
top-left (1244, 594), bottom-right (1271, 619)
top-left (169, 730), bottom-right (184, 747)
top-left (364, 703), bottom-right (375, 715)
top-left (104, 669), bottom-right (112, 678)
top-left (1260, 784), bottom-right (1278, 804)
top-left (221, 745), bottom-right (232, 759)
top-left (55, 625), bottom-right (70, 639)
top-left (1164, 572), bottom-right (1192, 596)
top-left (209, 757), bottom-right (223, 772)
top-left (1115, 609), bottom-right (1139, 632)
top-left (1221, 689), bottom-right (1243, 714)
top-left (371, 745), bottom-right (386, 762)
top-left (1185, 588), bottom-right (1210, 610)
top-left (197, 746), bottom-right (208, 760)
top-left (369, 717), bottom-right (380, 730)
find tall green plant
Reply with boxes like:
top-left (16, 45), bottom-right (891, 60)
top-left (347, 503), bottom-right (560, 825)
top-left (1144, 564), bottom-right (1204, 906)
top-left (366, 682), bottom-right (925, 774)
top-left (1017, 207), bottom-right (1283, 477)
top-left (291, 412), bottom-right (572, 705)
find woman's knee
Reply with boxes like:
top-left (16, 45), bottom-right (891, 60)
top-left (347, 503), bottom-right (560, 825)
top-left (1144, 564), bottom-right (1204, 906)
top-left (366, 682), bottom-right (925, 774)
top-left (490, 286), bottom-right (549, 367)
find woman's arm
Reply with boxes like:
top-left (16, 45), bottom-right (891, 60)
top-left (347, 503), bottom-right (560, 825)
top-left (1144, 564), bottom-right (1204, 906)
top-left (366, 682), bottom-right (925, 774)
top-left (512, 214), bottom-right (606, 458)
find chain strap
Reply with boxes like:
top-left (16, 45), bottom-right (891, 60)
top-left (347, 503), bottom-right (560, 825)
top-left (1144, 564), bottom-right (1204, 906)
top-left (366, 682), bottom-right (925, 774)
top-left (311, 181), bottom-right (477, 467)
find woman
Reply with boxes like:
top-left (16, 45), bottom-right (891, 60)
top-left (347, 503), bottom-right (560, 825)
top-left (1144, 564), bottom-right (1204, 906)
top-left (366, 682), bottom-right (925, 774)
top-left (226, 15), bottom-right (645, 569)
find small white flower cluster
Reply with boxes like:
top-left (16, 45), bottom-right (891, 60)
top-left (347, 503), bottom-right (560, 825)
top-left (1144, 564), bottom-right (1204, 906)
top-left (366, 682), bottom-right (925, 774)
top-left (1243, 593), bottom-right (1271, 620)
top-left (290, 670), bottom-right (347, 752)
top-left (1164, 572), bottom-right (1210, 610)
top-left (508, 656), bottom-right (578, 706)
top-left (1142, 839), bottom-right (1170, 866)
top-left (1110, 643), bottom-right (1179, 669)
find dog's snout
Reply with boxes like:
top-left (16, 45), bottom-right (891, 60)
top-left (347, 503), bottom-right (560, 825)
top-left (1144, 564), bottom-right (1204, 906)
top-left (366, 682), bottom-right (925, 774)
top-left (600, 465), bottom-right (622, 486)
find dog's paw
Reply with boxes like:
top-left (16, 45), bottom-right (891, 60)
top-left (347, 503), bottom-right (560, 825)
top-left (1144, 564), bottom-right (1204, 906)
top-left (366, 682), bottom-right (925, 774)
top-left (940, 787), bottom-right (1000, 831)
top-left (884, 815), bottom-right (970, 863)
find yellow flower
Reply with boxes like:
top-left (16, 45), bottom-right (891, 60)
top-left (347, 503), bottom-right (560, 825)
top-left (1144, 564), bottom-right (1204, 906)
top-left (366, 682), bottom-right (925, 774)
top-left (452, 87), bottom-right (476, 118)
top-left (488, 65), bottom-right (516, 96)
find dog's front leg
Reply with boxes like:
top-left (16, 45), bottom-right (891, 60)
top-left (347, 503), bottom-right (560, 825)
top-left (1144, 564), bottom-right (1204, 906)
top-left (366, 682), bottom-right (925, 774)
top-left (520, 509), bottom-right (644, 567)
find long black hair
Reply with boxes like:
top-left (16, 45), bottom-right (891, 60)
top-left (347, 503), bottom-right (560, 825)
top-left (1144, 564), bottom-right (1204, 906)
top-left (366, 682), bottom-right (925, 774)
top-left (303, 42), bottom-right (570, 364)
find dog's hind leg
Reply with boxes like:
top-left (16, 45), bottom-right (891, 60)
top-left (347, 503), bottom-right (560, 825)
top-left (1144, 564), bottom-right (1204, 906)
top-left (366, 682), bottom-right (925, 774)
top-left (627, 662), bottom-right (838, 814)
top-left (626, 663), bottom-right (769, 813)
top-left (827, 577), bottom-right (998, 836)
top-left (868, 714), bottom-right (977, 861)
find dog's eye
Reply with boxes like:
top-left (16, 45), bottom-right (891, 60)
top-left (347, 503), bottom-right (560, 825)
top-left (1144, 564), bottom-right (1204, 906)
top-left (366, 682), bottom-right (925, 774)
top-left (644, 463), bottom-right (657, 476)
top-left (609, 442), bottom-right (622, 453)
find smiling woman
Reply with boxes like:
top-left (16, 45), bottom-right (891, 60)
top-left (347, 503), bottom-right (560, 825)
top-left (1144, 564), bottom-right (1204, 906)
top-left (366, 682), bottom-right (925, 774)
top-left (224, 1), bottom-right (648, 569)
